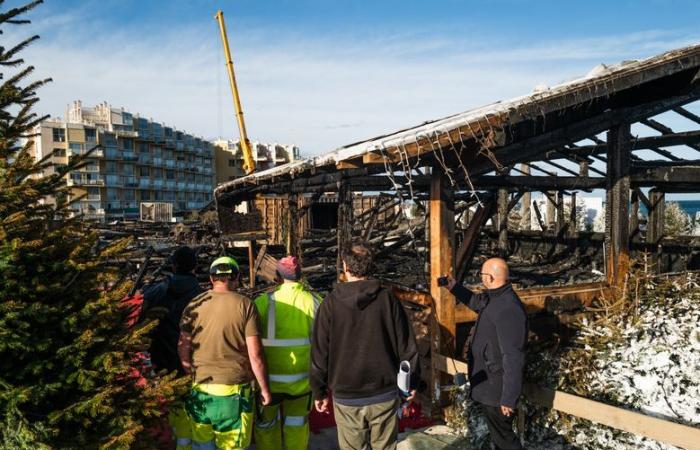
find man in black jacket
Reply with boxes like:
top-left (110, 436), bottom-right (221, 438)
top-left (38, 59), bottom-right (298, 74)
top-left (142, 246), bottom-right (202, 374)
top-left (311, 243), bottom-right (420, 450)
top-left (447, 258), bottom-right (527, 450)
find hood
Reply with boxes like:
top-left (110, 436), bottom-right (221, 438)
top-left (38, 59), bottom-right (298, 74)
top-left (167, 273), bottom-right (201, 296)
top-left (332, 279), bottom-right (383, 310)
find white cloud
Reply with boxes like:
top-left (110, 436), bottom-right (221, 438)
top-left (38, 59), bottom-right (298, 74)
top-left (5, 11), bottom-right (699, 156)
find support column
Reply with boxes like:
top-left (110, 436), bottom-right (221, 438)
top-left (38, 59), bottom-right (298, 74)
top-left (569, 192), bottom-right (578, 234)
top-left (429, 170), bottom-right (455, 412)
top-left (546, 191), bottom-right (557, 230)
top-left (286, 194), bottom-right (299, 256)
top-left (605, 124), bottom-right (631, 287)
top-left (630, 190), bottom-right (640, 243)
top-left (647, 189), bottom-right (665, 273)
top-left (337, 181), bottom-right (353, 281)
top-left (556, 191), bottom-right (565, 233)
top-left (497, 188), bottom-right (509, 257)
top-left (520, 163), bottom-right (531, 230)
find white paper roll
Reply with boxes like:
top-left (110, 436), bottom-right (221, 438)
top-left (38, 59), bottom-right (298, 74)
top-left (397, 360), bottom-right (411, 394)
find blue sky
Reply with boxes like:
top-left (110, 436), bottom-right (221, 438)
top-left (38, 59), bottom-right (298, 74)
top-left (5, 0), bottom-right (700, 199)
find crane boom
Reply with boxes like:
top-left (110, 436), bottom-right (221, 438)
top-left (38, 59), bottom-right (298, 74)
top-left (215, 10), bottom-right (255, 175)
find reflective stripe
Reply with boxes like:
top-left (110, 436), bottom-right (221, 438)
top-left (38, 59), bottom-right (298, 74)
top-left (285, 415), bottom-right (307, 427)
top-left (312, 293), bottom-right (322, 313)
top-left (269, 372), bottom-right (308, 383)
top-left (255, 411), bottom-right (280, 429)
top-left (192, 441), bottom-right (216, 450)
top-left (267, 292), bottom-right (276, 340)
top-left (176, 437), bottom-right (192, 446)
top-left (262, 337), bottom-right (310, 347)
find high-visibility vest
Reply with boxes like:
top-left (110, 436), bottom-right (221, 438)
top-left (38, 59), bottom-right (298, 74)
top-left (254, 282), bottom-right (322, 396)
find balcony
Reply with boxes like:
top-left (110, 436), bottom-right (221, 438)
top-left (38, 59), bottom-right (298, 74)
top-left (139, 179), bottom-right (151, 188)
top-left (123, 151), bottom-right (138, 161)
top-left (115, 130), bottom-right (138, 138)
top-left (123, 176), bottom-right (138, 188)
top-left (152, 179), bottom-right (164, 188)
top-left (177, 181), bottom-right (186, 190)
top-left (152, 157), bottom-right (163, 166)
top-left (166, 180), bottom-right (176, 189)
top-left (138, 154), bottom-right (151, 165)
top-left (68, 174), bottom-right (104, 186)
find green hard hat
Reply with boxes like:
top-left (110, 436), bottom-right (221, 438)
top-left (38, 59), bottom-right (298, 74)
top-left (209, 256), bottom-right (239, 275)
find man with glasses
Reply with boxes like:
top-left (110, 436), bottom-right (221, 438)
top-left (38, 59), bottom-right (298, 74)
top-left (445, 258), bottom-right (527, 450)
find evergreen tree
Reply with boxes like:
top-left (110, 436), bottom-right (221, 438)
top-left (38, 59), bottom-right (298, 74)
top-left (0, 2), bottom-right (187, 448)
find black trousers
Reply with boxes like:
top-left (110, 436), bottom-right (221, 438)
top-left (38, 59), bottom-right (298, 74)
top-left (480, 403), bottom-right (523, 450)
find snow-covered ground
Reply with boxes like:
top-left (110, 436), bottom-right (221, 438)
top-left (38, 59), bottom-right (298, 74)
top-left (447, 274), bottom-right (700, 449)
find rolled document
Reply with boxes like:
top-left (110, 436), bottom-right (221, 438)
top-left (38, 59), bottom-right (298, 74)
top-left (397, 360), bottom-right (411, 396)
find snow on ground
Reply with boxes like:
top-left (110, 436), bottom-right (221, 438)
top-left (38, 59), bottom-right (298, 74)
top-left (447, 274), bottom-right (700, 449)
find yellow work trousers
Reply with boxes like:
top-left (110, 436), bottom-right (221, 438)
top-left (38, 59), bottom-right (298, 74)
top-left (169, 405), bottom-right (192, 450)
top-left (254, 393), bottom-right (311, 450)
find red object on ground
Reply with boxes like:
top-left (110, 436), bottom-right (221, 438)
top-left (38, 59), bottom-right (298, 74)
top-left (309, 392), bottom-right (336, 434)
top-left (398, 401), bottom-right (432, 432)
top-left (309, 392), bottom-right (432, 434)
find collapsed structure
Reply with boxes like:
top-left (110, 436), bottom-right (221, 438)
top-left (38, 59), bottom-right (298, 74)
top-left (210, 44), bottom-right (700, 447)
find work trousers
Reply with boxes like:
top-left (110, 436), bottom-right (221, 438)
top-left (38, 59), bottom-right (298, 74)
top-left (481, 403), bottom-right (522, 450)
top-left (333, 397), bottom-right (399, 450)
top-left (254, 392), bottom-right (311, 450)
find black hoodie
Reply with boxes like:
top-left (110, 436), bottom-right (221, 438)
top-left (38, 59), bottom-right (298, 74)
top-left (142, 273), bottom-right (203, 374)
top-left (310, 279), bottom-right (420, 401)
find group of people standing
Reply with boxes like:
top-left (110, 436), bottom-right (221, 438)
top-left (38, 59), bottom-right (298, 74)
top-left (142, 244), bottom-right (527, 450)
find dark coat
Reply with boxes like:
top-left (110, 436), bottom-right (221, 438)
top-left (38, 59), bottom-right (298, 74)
top-left (310, 279), bottom-right (420, 401)
top-left (451, 283), bottom-right (527, 408)
top-left (142, 273), bottom-right (202, 374)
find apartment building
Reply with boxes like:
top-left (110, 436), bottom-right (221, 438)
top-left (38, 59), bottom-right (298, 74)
top-left (213, 139), bottom-right (300, 184)
top-left (30, 101), bottom-right (214, 220)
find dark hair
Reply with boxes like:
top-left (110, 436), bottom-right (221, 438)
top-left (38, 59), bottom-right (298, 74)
top-left (172, 246), bottom-right (197, 274)
top-left (342, 242), bottom-right (373, 278)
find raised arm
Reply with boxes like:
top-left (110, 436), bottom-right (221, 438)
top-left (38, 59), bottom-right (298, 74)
top-left (246, 335), bottom-right (271, 406)
top-left (450, 282), bottom-right (489, 313)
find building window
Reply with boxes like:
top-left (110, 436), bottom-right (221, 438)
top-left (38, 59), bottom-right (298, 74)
top-left (166, 170), bottom-right (174, 180)
top-left (140, 167), bottom-right (150, 176)
top-left (228, 159), bottom-right (236, 167)
top-left (123, 189), bottom-right (135, 201)
top-left (122, 139), bottom-right (134, 150)
top-left (105, 161), bottom-right (117, 174)
top-left (122, 164), bottom-right (134, 176)
top-left (52, 128), bottom-right (65, 142)
top-left (85, 128), bottom-right (97, 142)
top-left (53, 148), bottom-right (66, 157)
top-left (140, 190), bottom-right (151, 201)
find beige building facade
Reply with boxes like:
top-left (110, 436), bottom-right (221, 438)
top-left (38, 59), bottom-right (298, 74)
top-left (213, 139), bottom-right (300, 184)
top-left (30, 101), bottom-right (214, 220)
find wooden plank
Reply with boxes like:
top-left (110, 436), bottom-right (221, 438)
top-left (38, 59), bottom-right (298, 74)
top-left (433, 354), bottom-right (700, 450)
top-left (455, 198), bottom-right (495, 283)
top-left (429, 170), bottom-right (456, 410)
top-left (524, 385), bottom-right (700, 450)
top-left (253, 244), bottom-right (268, 276)
top-left (455, 282), bottom-right (610, 323)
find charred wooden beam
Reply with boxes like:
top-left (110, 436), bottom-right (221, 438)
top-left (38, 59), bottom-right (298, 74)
top-left (429, 169), bottom-right (455, 412)
top-left (337, 181), bottom-right (353, 281)
top-left (641, 118), bottom-right (700, 153)
top-left (568, 130), bottom-right (700, 156)
top-left (647, 189), bottom-right (665, 273)
top-left (673, 106), bottom-right (700, 125)
top-left (605, 124), bottom-right (631, 287)
top-left (497, 188), bottom-right (509, 257)
top-left (455, 198), bottom-right (496, 283)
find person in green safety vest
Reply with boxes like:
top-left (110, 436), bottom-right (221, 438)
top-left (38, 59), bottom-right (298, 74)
top-left (253, 256), bottom-right (322, 450)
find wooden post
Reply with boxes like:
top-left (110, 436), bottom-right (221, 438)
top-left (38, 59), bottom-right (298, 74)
top-left (248, 241), bottom-right (256, 288)
top-left (286, 194), bottom-right (299, 256)
top-left (429, 170), bottom-right (455, 413)
top-left (497, 188), bottom-right (509, 257)
top-left (520, 164), bottom-right (531, 230)
top-left (647, 189), bottom-right (665, 273)
top-left (630, 190), bottom-right (640, 243)
top-left (605, 124), bottom-right (631, 287)
top-left (569, 192), bottom-right (578, 234)
top-left (337, 181), bottom-right (353, 281)
top-left (546, 191), bottom-right (557, 230)
top-left (556, 191), bottom-right (565, 233)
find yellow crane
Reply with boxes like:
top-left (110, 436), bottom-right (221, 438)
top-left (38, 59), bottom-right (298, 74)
top-left (215, 10), bottom-right (255, 175)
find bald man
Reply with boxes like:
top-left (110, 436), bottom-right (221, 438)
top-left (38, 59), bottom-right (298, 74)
top-left (446, 258), bottom-right (527, 450)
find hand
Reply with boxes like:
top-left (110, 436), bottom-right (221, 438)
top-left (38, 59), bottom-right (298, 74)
top-left (444, 275), bottom-right (456, 291)
top-left (500, 405), bottom-right (514, 417)
top-left (405, 390), bottom-right (418, 403)
top-left (314, 397), bottom-right (329, 413)
top-left (260, 389), bottom-right (272, 406)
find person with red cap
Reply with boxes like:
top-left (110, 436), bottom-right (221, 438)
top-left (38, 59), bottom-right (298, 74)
top-left (253, 255), bottom-right (322, 450)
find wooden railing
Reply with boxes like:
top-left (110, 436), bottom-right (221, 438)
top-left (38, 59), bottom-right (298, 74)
top-left (432, 355), bottom-right (700, 450)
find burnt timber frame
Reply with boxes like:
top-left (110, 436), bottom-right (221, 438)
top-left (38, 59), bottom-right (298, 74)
top-left (214, 45), bottom-right (700, 417)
